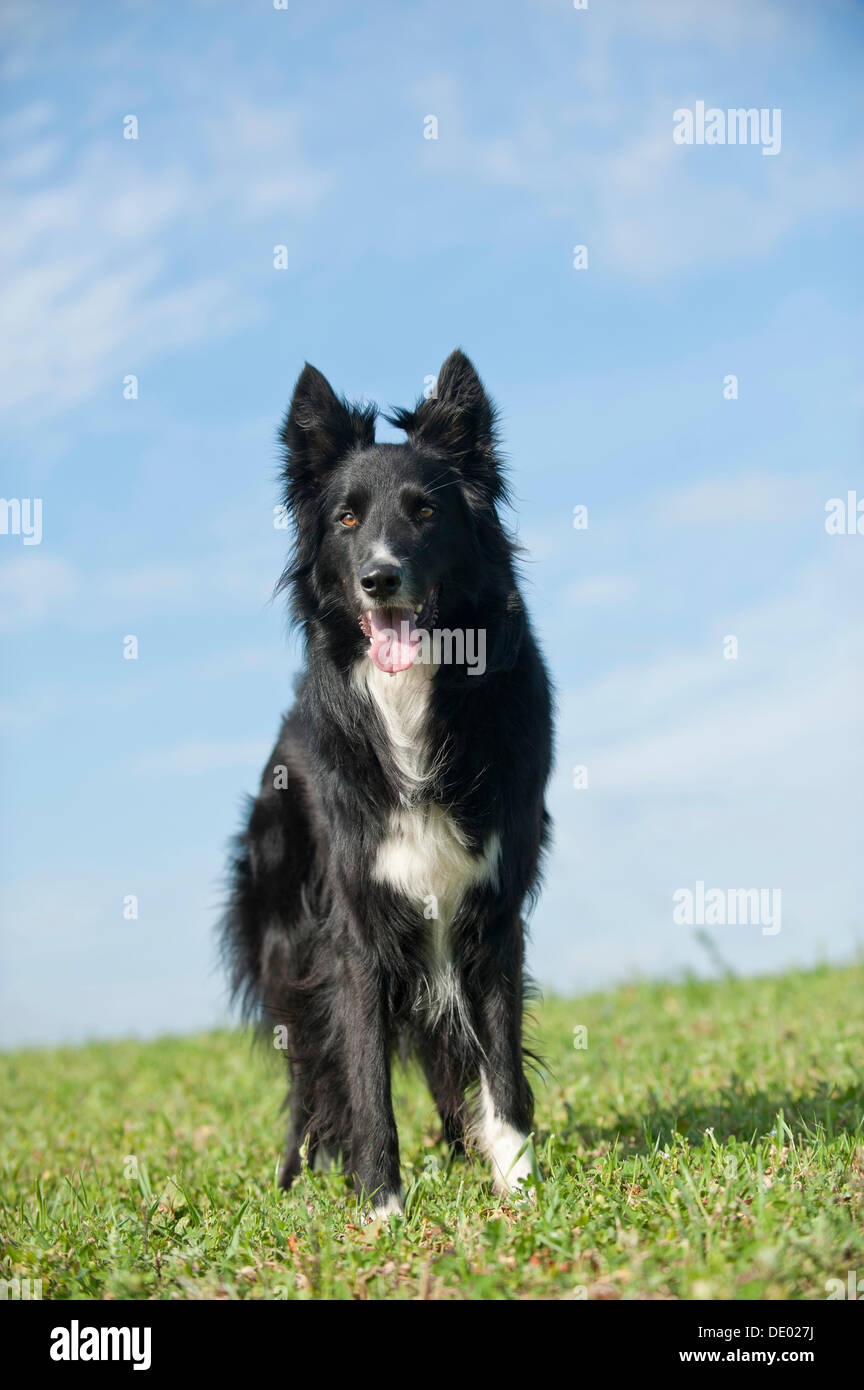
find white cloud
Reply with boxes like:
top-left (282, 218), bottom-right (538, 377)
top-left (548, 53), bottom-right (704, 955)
top-left (658, 472), bottom-right (815, 524)
top-left (534, 546), bottom-right (864, 988)
top-left (624, 0), bottom-right (784, 42)
top-left (198, 102), bottom-right (332, 217)
top-left (131, 739), bottom-right (270, 776)
top-left (566, 573), bottom-right (636, 606)
top-left (0, 553), bottom-right (81, 627)
top-left (413, 5), bottom-right (862, 279)
top-left (0, 544), bottom-right (279, 630)
top-left (0, 93), bottom-right (330, 423)
top-left (534, 0), bottom-right (785, 46)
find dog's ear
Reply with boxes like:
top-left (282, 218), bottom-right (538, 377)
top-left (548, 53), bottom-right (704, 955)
top-left (387, 350), bottom-right (505, 507)
top-left (280, 364), bottom-right (376, 504)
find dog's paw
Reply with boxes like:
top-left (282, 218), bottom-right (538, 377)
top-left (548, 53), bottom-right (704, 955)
top-left (368, 1191), bottom-right (405, 1222)
top-left (492, 1171), bottom-right (539, 1206)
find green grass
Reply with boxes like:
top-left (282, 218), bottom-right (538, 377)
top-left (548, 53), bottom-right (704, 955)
top-left (2, 964), bottom-right (863, 1300)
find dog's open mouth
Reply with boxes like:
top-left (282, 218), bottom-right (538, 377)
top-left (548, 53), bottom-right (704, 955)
top-left (358, 587), bottom-right (439, 674)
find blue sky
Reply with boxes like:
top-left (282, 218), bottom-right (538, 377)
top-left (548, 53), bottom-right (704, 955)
top-left (1, 0), bottom-right (862, 1046)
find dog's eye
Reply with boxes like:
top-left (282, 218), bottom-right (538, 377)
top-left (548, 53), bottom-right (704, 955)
top-left (416, 504), bottom-right (435, 520)
top-left (339, 512), bottom-right (358, 528)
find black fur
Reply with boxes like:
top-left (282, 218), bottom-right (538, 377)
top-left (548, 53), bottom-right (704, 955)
top-left (221, 350), bottom-right (553, 1210)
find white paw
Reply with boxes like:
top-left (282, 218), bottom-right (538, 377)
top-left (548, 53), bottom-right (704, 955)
top-left (370, 1191), bottom-right (405, 1221)
top-left (478, 1073), bottom-right (536, 1197)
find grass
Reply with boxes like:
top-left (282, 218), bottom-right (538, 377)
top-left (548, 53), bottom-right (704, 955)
top-left (2, 963), bottom-right (863, 1301)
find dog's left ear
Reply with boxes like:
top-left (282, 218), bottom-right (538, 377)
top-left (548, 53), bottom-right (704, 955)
top-left (387, 350), bottom-right (505, 506)
top-left (280, 363), bottom-right (376, 508)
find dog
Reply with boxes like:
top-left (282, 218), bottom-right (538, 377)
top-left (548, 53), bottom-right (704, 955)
top-left (221, 350), bottom-right (553, 1216)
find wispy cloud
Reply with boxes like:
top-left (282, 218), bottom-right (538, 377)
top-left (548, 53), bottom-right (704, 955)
top-left (537, 546), bottom-right (864, 986)
top-left (412, 0), bottom-right (862, 278)
top-left (0, 92), bottom-right (330, 423)
top-left (0, 546), bottom-right (278, 630)
top-left (131, 738), bottom-right (270, 776)
top-left (658, 473), bottom-right (816, 525)
top-left (0, 553), bottom-right (81, 626)
top-left (565, 574), bottom-right (636, 606)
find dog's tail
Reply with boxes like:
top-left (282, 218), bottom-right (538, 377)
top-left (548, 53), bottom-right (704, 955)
top-left (219, 798), bottom-right (267, 1024)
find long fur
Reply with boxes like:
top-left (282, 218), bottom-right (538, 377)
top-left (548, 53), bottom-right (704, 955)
top-left (220, 350), bottom-right (554, 1211)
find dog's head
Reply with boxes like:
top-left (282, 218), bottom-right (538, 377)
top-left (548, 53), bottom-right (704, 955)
top-left (279, 350), bottom-right (516, 674)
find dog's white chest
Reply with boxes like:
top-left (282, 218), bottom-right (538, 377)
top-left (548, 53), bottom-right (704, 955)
top-left (354, 659), bottom-right (500, 991)
top-left (353, 657), bottom-right (436, 791)
top-left (375, 803), bottom-right (500, 949)
top-left (374, 802), bottom-right (499, 1030)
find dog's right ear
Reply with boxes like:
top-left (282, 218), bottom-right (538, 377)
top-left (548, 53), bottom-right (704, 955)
top-left (385, 350), bottom-right (506, 510)
top-left (280, 364), bottom-right (376, 504)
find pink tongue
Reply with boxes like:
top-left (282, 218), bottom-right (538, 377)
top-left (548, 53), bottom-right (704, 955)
top-left (368, 608), bottom-right (420, 673)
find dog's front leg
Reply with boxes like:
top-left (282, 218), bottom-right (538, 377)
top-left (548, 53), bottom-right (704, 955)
top-left (341, 952), bottom-right (403, 1218)
top-left (472, 919), bottom-right (536, 1198)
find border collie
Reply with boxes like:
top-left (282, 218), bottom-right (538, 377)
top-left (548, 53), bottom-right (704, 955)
top-left (222, 350), bottom-right (553, 1216)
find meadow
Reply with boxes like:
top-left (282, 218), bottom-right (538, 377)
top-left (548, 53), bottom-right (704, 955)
top-left (2, 964), bottom-right (863, 1300)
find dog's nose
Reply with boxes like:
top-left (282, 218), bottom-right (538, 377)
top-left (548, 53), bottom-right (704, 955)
top-left (359, 561), bottom-right (402, 599)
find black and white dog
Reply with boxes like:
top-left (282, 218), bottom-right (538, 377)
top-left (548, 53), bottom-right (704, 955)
top-left (222, 351), bottom-right (553, 1216)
